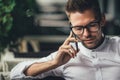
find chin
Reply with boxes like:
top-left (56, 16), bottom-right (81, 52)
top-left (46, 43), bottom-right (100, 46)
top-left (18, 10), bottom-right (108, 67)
top-left (83, 43), bottom-right (97, 49)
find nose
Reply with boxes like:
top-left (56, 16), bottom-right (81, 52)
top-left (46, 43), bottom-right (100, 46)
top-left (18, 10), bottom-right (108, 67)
top-left (82, 28), bottom-right (91, 37)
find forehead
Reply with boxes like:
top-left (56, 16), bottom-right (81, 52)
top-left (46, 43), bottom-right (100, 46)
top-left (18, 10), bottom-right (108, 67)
top-left (69, 10), bottom-right (96, 26)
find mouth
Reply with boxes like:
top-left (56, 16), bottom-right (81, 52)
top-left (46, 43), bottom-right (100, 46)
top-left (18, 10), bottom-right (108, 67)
top-left (83, 39), bottom-right (95, 44)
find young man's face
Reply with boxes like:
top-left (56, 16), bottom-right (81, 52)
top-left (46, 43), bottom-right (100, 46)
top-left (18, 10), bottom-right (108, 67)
top-left (70, 10), bottom-right (105, 49)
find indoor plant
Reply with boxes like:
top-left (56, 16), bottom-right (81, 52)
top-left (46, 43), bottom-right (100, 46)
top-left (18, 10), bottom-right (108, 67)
top-left (0, 0), bottom-right (15, 53)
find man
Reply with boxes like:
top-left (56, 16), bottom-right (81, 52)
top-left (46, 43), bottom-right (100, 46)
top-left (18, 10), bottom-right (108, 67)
top-left (10, 0), bottom-right (120, 80)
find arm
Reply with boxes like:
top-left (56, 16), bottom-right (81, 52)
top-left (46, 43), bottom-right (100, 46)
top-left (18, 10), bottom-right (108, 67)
top-left (24, 60), bottom-right (58, 76)
top-left (10, 32), bottom-right (78, 79)
top-left (24, 32), bottom-right (78, 76)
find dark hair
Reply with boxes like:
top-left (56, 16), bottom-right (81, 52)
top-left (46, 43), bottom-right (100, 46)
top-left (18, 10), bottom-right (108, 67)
top-left (65, 0), bottom-right (102, 21)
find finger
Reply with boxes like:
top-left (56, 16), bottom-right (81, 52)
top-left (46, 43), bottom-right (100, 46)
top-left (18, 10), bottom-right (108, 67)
top-left (61, 46), bottom-right (77, 58)
top-left (63, 37), bottom-right (77, 45)
top-left (60, 45), bottom-right (76, 54)
top-left (70, 45), bottom-right (77, 57)
top-left (60, 45), bottom-right (70, 50)
top-left (61, 49), bottom-right (73, 58)
top-left (63, 32), bottom-right (73, 45)
top-left (68, 31), bottom-right (73, 38)
top-left (60, 47), bottom-right (74, 58)
top-left (68, 49), bottom-right (74, 58)
top-left (60, 43), bottom-right (75, 49)
top-left (68, 49), bottom-right (75, 58)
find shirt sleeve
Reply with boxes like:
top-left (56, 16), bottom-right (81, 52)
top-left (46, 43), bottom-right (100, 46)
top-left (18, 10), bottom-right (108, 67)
top-left (10, 51), bottom-right (64, 79)
top-left (118, 37), bottom-right (120, 55)
top-left (114, 36), bottom-right (120, 55)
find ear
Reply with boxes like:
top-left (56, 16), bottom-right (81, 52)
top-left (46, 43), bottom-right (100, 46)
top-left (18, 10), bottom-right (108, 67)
top-left (100, 14), bottom-right (106, 27)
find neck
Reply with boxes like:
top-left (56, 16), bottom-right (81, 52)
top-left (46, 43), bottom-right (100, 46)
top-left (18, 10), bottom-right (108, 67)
top-left (91, 34), bottom-right (105, 49)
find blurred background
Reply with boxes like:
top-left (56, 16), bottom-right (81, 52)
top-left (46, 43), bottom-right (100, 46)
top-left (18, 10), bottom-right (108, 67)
top-left (0, 0), bottom-right (120, 79)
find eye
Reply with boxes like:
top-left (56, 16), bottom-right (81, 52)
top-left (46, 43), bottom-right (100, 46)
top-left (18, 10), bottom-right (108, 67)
top-left (74, 26), bottom-right (83, 30)
top-left (89, 23), bottom-right (98, 27)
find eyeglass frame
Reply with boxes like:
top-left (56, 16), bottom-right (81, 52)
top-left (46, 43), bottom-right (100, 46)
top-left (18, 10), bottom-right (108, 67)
top-left (70, 20), bottom-right (101, 35)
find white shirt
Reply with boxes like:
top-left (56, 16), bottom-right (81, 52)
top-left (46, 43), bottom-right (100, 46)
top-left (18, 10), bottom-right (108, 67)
top-left (10, 36), bottom-right (120, 80)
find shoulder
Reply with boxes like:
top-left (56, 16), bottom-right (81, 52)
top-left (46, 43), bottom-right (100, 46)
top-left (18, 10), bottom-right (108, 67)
top-left (106, 36), bottom-right (120, 43)
top-left (106, 36), bottom-right (120, 51)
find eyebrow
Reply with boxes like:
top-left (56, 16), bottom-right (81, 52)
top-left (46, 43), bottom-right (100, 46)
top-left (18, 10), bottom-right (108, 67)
top-left (72, 20), bottom-right (99, 27)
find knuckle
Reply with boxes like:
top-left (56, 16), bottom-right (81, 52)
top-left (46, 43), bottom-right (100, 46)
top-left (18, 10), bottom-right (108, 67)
top-left (69, 45), bottom-right (73, 48)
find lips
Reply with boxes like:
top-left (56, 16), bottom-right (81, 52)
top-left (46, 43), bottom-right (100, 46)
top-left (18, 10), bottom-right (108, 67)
top-left (83, 39), bottom-right (95, 43)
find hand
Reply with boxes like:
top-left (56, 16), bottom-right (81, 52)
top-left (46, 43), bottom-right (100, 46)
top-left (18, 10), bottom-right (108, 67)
top-left (53, 32), bottom-right (78, 66)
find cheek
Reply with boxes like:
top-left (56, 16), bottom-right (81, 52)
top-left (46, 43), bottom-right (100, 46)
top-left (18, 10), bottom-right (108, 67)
top-left (93, 31), bottom-right (102, 42)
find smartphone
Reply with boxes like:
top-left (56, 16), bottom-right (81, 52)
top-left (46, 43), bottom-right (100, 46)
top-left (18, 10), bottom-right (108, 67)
top-left (71, 30), bottom-right (79, 52)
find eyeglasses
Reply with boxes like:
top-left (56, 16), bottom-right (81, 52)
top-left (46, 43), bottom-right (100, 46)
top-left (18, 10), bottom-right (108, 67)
top-left (70, 20), bottom-right (100, 35)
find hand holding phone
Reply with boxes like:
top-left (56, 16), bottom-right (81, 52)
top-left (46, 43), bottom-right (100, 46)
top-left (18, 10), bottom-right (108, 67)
top-left (71, 31), bottom-right (79, 52)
